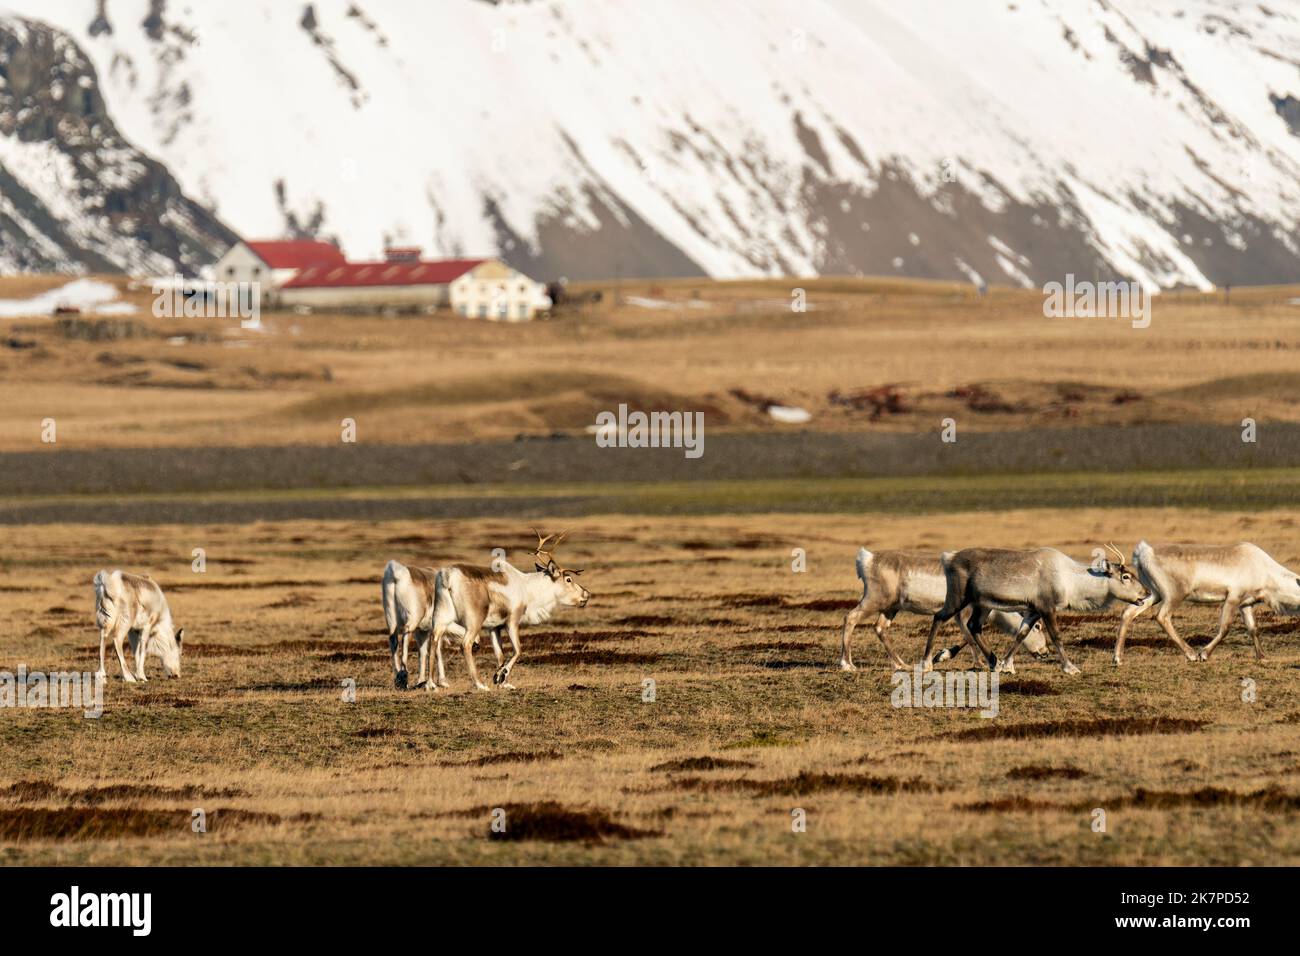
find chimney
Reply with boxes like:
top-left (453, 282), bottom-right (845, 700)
top-left (384, 246), bottom-right (421, 263)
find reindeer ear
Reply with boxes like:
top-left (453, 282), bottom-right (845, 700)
top-left (176, 628), bottom-right (184, 645)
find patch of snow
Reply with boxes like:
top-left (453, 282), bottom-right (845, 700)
top-left (0, 279), bottom-right (136, 317)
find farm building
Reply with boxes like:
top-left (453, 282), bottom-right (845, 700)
top-left (279, 250), bottom-right (550, 319)
top-left (211, 240), bottom-right (347, 295)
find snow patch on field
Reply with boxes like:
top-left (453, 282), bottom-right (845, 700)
top-left (0, 279), bottom-right (136, 317)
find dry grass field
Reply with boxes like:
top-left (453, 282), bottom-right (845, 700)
top-left (1, 275), bottom-right (1299, 450)
top-left (2, 274), bottom-right (1299, 866)
top-left (2, 508), bottom-right (1299, 866)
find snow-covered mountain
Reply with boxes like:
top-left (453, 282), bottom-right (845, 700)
top-left (0, 13), bottom-right (234, 273)
top-left (3, 0), bottom-right (1300, 286)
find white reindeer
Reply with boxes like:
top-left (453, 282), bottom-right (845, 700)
top-left (381, 560), bottom-right (439, 689)
top-left (841, 548), bottom-right (1047, 671)
top-left (418, 530), bottom-right (591, 692)
top-left (1115, 541), bottom-right (1300, 664)
top-left (93, 570), bottom-right (184, 682)
top-left (921, 544), bottom-right (1149, 674)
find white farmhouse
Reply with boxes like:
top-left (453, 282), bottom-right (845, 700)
top-left (211, 240), bottom-right (347, 299)
top-left (448, 260), bottom-right (551, 321)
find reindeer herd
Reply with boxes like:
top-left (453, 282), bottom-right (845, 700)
top-left (89, 531), bottom-right (1300, 687)
top-left (842, 541), bottom-right (1300, 673)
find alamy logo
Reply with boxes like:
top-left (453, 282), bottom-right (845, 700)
top-left (0, 666), bottom-right (103, 718)
top-left (1043, 274), bottom-right (1150, 329)
top-left (152, 275), bottom-right (261, 329)
top-left (891, 665), bottom-right (999, 718)
top-left (594, 404), bottom-right (704, 459)
top-left (50, 886), bottom-right (151, 936)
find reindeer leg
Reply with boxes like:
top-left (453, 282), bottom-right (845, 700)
top-left (954, 604), bottom-right (995, 670)
top-left (112, 620), bottom-right (135, 683)
top-left (414, 628), bottom-right (430, 690)
top-left (97, 625), bottom-right (110, 680)
top-left (1041, 613), bottom-right (1079, 675)
top-left (1114, 594), bottom-right (1155, 666)
top-left (840, 598), bottom-right (870, 671)
top-left (131, 622), bottom-right (151, 682)
top-left (434, 628), bottom-right (449, 687)
top-left (872, 610), bottom-right (908, 671)
top-left (425, 623), bottom-right (450, 693)
top-left (1199, 598), bottom-right (1241, 661)
top-left (935, 608), bottom-right (972, 665)
top-left (994, 613), bottom-right (1040, 674)
top-left (494, 618), bottom-right (522, 689)
top-left (490, 627), bottom-right (505, 671)
top-left (1237, 605), bottom-right (1265, 662)
top-left (1152, 596), bottom-right (1198, 661)
top-left (920, 607), bottom-right (959, 673)
top-left (390, 629), bottom-right (408, 689)
top-left (460, 615), bottom-right (489, 691)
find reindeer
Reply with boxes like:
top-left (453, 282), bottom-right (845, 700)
top-left (841, 548), bottom-right (1047, 671)
top-left (921, 544), bottom-right (1149, 674)
top-left (417, 530), bottom-right (591, 692)
top-left (93, 570), bottom-right (184, 682)
top-left (1115, 541), bottom-right (1300, 664)
top-left (381, 560), bottom-right (438, 689)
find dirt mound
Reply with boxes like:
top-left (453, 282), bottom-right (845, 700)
top-left (672, 771), bottom-right (941, 796)
top-left (443, 750), bottom-right (564, 768)
top-left (650, 756), bottom-right (757, 772)
top-left (1005, 764), bottom-right (1089, 781)
top-left (484, 802), bottom-right (658, 843)
top-left (949, 716), bottom-right (1207, 742)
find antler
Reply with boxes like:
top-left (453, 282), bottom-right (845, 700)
top-left (531, 528), bottom-right (570, 563)
top-left (1104, 542), bottom-right (1126, 565)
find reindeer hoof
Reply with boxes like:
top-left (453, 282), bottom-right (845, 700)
top-left (474, 683), bottom-right (491, 692)
top-left (934, 648), bottom-right (954, 663)
top-left (492, 667), bottom-right (510, 685)
top-left (839, 660), bottom-right (856, 672)
top-left (122, 674), bottom-right (137, 684)
top-left (919, 660), bottom-right (933, 673)
top-left (436, 678), bottom-right (450, 688)
top-left (1061, 662), bottom-right (1081, 675)
top-left (1113, 657), bottom-right (1123, 667)
top-left (395, 670), bottom-right (409, 690)
top-left (1197, 650), bottom-right (1211, 662)
top-left (500, 682), bottom-right (517, 690)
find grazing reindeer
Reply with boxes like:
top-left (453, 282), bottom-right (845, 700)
top-left (418, 530), bottom-right (591, 692)
top-left (93, 570), bottom-right (184, 682)
top-left (841, 548), bottom-right (1046, 671)
top-left (922, 544), bottom-right (1149, 674)
top-left (1115, 541), bottom-right (1300, 664)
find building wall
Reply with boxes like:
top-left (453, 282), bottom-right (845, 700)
top-left (212, 243), bottom-right (272, 290)
top-left (450, 261), bottom-right (549, 321)
top-left (276, 283), bottom-right (451, 310)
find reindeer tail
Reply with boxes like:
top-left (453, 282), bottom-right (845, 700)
top-left (854, 548), bottom-right (873, 583)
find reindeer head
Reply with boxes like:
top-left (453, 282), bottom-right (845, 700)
top-left (1099, 543), bottom-right (1149, 605)
top-left (532, 528), bottom-right (591, 607)
top-left (154, 624), bottom-right (184, 678)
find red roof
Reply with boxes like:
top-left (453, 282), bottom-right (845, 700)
top-left (281, 258), bottom-right (487, 289)
top-left (246, 240), bottom-right (347, 270)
